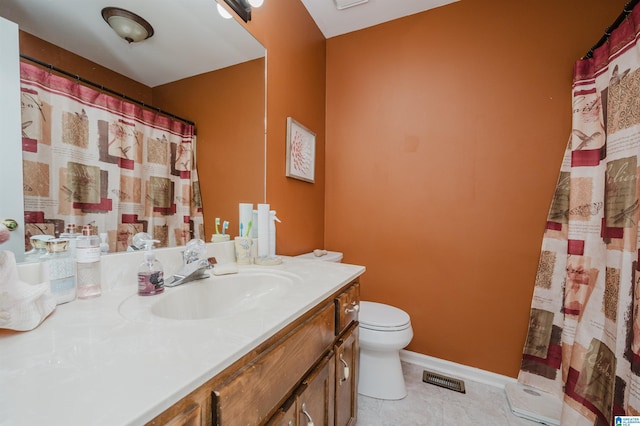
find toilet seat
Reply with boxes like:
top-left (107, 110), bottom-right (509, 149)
top-left (359, 301), bottom-right (411, 332)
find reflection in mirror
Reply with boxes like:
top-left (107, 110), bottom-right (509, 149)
top-left (0, 0), bottom-right (266, 262)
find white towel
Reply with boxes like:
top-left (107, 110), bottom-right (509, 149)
top-left (0, 250), bottom-right (56, 331)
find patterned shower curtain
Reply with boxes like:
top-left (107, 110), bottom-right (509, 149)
top-left (518, 5), bottom-right (640, 424)
top-left (19, 62), bottom-right (204, 252)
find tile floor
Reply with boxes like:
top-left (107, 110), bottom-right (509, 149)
top-left (357, 362), bottom-right (540, 425)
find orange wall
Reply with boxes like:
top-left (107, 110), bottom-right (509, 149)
top-left (325, 0), bottom-right (626, 377)
top-left (153, 59), bottom-right (265, 239)
top-left (238, 1), bottom-right (327, 255)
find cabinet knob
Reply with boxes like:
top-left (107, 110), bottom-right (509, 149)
top-left (345, 301), bottom-right (359, 314)
top-left (301, 402), bottom-right (315, 426)
top-left (339, 352), bottom-right (350, 384)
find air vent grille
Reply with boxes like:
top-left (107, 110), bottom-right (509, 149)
top-left (422, 370), bottom-right (466, 393)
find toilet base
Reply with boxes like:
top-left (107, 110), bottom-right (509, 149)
top-left (358, 348), bottom-right (407, 400)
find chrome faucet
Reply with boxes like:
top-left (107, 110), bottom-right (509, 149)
top-left (182, 238), bottom-right (207, 265)
top-left (166, 257), bottom-right (216, 287)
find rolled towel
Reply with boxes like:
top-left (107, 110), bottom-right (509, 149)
top-left (0, 250), bottom-right (56, 331)
top-left (0, 224), bottom-right (10, 244)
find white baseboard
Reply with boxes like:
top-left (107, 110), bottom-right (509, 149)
top-left (400, 350), bottom-right (518, 389)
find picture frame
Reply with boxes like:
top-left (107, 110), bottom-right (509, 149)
top-left (285, 117), bottom-right (316, 183)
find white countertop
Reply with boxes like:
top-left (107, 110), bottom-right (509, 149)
top-left (0, 248), bottom-right (365, 426)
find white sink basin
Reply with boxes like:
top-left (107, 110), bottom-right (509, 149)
top-left (119, 270), bottom-right (298, 321)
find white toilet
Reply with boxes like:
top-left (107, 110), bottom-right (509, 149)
top-left (295, 250), bottom-right (414, 400)
top-left (358, 301), bottom-right (413, 400)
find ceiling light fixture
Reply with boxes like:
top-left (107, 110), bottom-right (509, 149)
top-left (216, 0), bottom-right (265, 22)
top-left (217, 3), bottom-right (233, 19)
top-left (101, 7), bottom-right (154, 43)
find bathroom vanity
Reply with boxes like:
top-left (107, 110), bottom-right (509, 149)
top-left (151, 277), bottom-right (360, 426)
top-left (0, 245), bottom-right (364, 425)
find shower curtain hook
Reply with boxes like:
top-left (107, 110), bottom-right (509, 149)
top-left (624, 0), bottom-right (634, 13)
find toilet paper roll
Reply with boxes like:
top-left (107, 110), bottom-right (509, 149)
top-left (238, 203), bottom-right (253, 237)
top-left (257, 203), bottom-right (270, 257)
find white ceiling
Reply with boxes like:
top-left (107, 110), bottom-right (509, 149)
top-left (0, 0), bottom-right (266, 87)
top-left (301, 0), bottom-right (459, 39)
top-left (0, 0), bottom-right (458, 87)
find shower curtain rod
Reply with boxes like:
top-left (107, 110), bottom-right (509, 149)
top-left (19, 54), bottom-right (195, 127)
top-left (583, 0), bottom-right (640, 59)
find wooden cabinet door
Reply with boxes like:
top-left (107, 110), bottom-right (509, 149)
top-left (298, 353), bottom-right (335, 426)
top-left (335, 325), bottom-right (358, 426)
top-left (213, 304), bottom-right (335, 425)
top-left (266, 397), bottom-right (296, 426)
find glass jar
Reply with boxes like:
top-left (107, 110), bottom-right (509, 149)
top-left (25, 234), bottom-right (55, 263)
top-left (41, 238), bottom-right (76, 304)
top-left (76, 225), bottom-right (102, 299)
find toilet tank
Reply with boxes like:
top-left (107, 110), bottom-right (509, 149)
top-left (295, 250), bottom-right (343, 263)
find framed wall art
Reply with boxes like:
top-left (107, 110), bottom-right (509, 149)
top-left (285, 117), bottom-right (316, 183)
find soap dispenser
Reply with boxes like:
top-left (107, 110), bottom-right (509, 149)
top-left (137, 239), bottom-right (164, 296)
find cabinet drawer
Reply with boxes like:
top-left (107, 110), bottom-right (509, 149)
top-left (164, 402), bottom-right (201, 426)
top-left (335, 281), bottom-right (360, 336)
top-left (213, 303), bottom-right (335, 425)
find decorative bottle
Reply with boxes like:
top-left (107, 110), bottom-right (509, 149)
top-left (76, 225), bottom-right (102, 299)
top-left (41, 238), bottom-right (76, 304)
top-left (268, 210), bottom-right (281, 258)
top-left (99, 232), bottom-right (109, 254)
top-left (60, 223), bottom-right (80, 258)
top-left (138, 240), bottom-right (164, 296)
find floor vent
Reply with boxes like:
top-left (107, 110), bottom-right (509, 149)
top-left (422, 370), bottom-right (466, 394)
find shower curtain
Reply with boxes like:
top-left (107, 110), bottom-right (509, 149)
top-left (519, 4), bottom-right (640, 424)
top-left (19, 61), bottom-right (204, 252)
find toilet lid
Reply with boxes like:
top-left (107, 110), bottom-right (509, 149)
top-left (359, 301), bottom-right (411, 330)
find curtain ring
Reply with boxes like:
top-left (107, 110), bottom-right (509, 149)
top-left (624, 0), bottom-right (634, 13)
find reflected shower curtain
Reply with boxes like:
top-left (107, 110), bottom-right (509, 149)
top-left (519, 4), bottom-right (640, 424)
top-left (19, 62), bottom-right (204, 252)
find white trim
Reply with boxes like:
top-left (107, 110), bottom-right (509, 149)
top-left (400, 350), bottom-right (517, 389)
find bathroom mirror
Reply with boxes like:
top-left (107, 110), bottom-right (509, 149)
top-left (0, 0), bottom-right (266, 262)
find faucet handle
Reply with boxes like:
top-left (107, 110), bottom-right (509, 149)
top-left (206, 257), bottom-right (217, 269)
top-left (184, 238), bottom-right (207, 263)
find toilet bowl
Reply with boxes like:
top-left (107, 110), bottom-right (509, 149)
top-left (358, 301), bottom-right (413, 400)
top-left (295, 251), bottom-right (413, 399)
